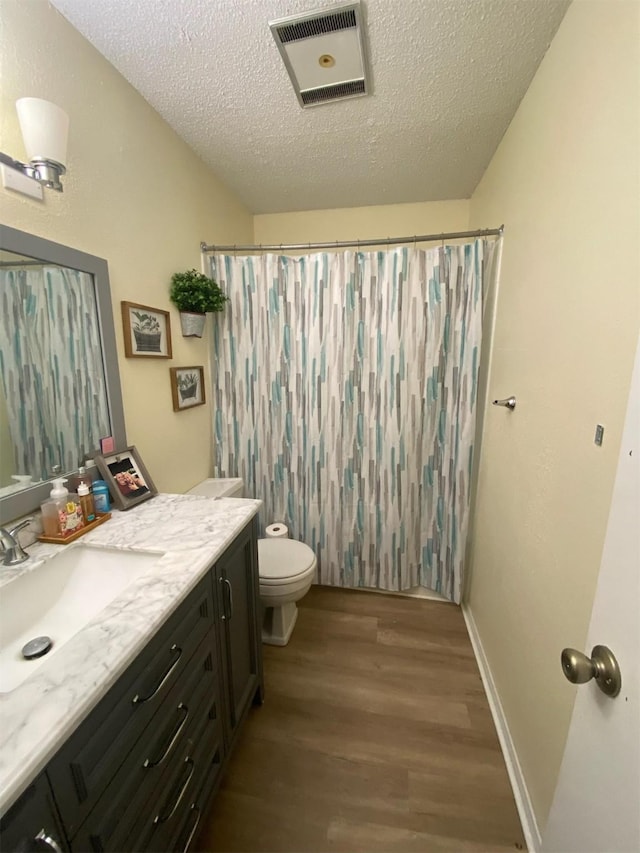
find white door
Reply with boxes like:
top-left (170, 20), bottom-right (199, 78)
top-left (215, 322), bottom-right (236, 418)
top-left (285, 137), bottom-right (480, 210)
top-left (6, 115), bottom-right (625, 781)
top-left (542, 337), bottom-right (640, 853)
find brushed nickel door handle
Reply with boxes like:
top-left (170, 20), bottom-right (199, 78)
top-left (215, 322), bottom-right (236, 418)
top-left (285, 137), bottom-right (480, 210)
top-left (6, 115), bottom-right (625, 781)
top-left (181, 804), bottom-right (201, 853)
top-left (224, 577), bottom-right (234, 619)
top-left (561, 645), bottom-right (622, 697)
top-left (34, 829), bottom-right (63, 853)
top-left (154, 757), bottom-right (195, 823)
top-left (143, 702), bottom-right (189, 768)
top-left (132, 644), bottom-right (182, 704)
top-left (219, 575), bottom-right (234, 620)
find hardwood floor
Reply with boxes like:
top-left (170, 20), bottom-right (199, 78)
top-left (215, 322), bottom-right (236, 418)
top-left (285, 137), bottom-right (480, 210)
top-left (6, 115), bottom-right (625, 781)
top-left (197, 586), bottom-right (526, 852)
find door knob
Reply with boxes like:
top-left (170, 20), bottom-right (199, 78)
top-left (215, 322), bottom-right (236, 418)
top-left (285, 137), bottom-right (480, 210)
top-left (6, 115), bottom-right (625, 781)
top-left (561, 645), bottom-right (622, 698)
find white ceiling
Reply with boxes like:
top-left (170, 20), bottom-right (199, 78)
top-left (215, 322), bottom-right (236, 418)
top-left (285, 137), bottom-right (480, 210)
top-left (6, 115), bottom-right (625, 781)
top-left (51, 0), bottom-right (570, 214)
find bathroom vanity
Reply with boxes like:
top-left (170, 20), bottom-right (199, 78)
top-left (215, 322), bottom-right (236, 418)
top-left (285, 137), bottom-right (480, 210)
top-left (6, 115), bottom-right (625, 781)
top-left (0, 494), bottom-right (263, 852)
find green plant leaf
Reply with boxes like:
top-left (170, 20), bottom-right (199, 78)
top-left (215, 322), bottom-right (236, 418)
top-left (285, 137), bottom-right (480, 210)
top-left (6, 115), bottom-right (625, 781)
top-left (169, 268), bottom-right (229, 313)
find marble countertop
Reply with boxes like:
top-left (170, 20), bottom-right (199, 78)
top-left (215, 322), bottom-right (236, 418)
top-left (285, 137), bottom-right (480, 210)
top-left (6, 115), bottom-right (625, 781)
top-left (0, 493), bottom-right (261, 816)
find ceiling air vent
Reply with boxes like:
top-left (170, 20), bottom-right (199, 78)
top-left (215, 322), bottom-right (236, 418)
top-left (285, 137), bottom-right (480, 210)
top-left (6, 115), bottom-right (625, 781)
top-left (269, 2), bottom-right (370, 109)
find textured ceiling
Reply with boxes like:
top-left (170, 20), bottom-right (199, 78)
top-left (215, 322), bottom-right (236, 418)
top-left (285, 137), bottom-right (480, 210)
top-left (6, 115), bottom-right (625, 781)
top-left (51, 0), bottom-right (570, 214)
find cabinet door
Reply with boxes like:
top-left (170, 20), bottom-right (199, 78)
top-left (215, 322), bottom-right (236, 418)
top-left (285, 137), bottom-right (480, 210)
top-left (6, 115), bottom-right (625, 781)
top-left (0, 776), bottom-right (68, 853)
top-left (215, 519), bottom-right (263, 736)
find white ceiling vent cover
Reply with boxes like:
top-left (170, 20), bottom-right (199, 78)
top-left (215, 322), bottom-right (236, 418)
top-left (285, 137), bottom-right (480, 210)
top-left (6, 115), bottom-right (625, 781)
top-left (269, 2), bottom-right (370, 108)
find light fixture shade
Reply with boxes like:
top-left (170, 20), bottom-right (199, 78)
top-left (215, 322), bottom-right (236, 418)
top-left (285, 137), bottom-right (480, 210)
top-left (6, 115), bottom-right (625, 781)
top-left (16, 98), bottom-right (69, 167)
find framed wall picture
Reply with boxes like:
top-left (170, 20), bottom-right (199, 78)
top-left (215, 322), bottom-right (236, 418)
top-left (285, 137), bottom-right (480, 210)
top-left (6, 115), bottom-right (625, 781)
top-left (121, 301), bottom-right (172, 359)
top-left (170, 366), bottom-right (206, 412)
top-left (94, 445), bottom-right (157, 510)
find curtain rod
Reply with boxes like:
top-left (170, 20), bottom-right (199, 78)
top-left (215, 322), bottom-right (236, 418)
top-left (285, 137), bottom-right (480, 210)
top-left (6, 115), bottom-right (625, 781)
top-left (200, 225), bottom-right (504, 254)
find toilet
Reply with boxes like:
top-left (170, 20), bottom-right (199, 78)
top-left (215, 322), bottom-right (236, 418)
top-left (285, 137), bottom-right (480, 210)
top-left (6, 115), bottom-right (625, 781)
top-left (258, 538), bottom-right (316, 646)
top-left (186, 479), bottom-right (316, 646)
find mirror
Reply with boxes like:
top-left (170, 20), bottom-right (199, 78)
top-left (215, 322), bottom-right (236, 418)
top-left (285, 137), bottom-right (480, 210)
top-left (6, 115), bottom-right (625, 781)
top-left (0, 225), bottom-right (126, 524)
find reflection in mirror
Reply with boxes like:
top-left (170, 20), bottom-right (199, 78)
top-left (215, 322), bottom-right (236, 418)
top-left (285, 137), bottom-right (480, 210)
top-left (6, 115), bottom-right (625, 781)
top-left (0, 226), bottom-right (126, 524)
top-left (0, 251), bottom-right (111, 488)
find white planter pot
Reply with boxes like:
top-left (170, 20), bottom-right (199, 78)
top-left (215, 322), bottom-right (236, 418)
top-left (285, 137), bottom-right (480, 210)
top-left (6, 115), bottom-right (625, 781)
top-left (179, 311), bottom-right (206, 338)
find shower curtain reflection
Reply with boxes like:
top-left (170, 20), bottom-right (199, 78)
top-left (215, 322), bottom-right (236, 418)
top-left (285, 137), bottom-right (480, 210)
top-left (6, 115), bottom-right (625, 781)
top-left (0, 265), bottom-right (110, 484)
top-left (210, 241), bottom-right (494, 603)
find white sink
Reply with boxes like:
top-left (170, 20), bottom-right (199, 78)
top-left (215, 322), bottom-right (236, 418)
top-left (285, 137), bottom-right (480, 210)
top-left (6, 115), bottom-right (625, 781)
top-left (0, 544), bottom-right (163, 693)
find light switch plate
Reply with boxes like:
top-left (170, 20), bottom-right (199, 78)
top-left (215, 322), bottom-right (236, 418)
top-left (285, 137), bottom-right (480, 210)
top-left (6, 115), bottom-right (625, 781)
top-left (1, 163), bottom-right (44, 200)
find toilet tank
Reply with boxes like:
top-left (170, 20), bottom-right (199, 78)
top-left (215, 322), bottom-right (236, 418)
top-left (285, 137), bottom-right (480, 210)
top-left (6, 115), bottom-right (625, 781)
top-left (186, 478), bottom-right (244, 499)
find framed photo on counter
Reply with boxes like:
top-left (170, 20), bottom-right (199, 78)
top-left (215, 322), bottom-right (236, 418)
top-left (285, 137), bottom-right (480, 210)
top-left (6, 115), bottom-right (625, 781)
top-left (94, 445), bottom-right (157, 511)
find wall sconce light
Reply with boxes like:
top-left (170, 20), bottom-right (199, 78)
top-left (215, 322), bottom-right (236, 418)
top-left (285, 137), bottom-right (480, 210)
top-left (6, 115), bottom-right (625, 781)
top-left (0, 98), bottom-right (69, 193)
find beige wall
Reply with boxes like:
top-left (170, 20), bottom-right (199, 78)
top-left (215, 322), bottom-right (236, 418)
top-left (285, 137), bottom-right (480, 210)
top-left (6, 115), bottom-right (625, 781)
top-left (4, 0), bottom-right (638, 829)
top-left (254, 200), bottom-right (470, 246)
top-left (468, 0), bottom-right (639, 830)
top-left (0, 0), bottom-right (252, 495)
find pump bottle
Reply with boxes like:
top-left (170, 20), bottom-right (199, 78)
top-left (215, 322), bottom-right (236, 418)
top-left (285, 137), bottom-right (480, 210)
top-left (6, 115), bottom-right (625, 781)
top-left (77, 481), bottom-right (96, 523)
top-left (40, 477), bottom-right (84, 537)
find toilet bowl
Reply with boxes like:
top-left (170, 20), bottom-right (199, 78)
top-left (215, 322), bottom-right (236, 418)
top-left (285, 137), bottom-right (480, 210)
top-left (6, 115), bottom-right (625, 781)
top-left (184, 481), bottom-right (315, 646)
top-left (258, 538), bottom-right (316, 646)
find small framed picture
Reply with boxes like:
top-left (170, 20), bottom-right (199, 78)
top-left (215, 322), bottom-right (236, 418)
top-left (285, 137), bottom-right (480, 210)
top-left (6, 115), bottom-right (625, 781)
top-left (94, 445), bottom-right (157, 511)
top-left (121, 301), bottom-right (172, 359)
top-left (170, 366), bottom-right (206, 412)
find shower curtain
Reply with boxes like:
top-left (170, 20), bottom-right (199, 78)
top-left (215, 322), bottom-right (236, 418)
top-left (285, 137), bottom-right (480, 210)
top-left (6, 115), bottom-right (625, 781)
top-left (0, 266), bottom-right (110, 481)
top-left (210, 241), bottom-right (494, 603)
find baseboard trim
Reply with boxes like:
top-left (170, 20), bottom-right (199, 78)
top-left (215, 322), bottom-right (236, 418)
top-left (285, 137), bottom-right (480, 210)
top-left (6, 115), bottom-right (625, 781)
top-left (462, 603), bottom-right (541, 852)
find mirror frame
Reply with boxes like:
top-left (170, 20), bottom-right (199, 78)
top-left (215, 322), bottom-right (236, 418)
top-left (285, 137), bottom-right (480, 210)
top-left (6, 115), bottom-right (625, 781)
top-left (0, 224), bottom-right (126, 524)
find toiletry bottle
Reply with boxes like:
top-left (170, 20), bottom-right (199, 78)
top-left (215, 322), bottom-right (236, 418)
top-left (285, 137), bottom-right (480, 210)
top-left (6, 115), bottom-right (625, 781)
top-left (72, 465), bottom-right (92, 493)
top-left (40, 479), bottom-right (67, 537)
top-left (48, 477), bottom-right (84, 536)
top-left (77, 481), bottom-right (96, 523)
top-left (92, 479), bottom-right (111, 513)
top-left (60, 489), bottom-right (84, 536)
top-left (40, 478), bottom-right (83, 537)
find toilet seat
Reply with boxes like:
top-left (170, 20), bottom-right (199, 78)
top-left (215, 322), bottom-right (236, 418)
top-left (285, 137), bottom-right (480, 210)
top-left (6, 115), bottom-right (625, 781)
top-left (258, 539), bottom-right (316, 582)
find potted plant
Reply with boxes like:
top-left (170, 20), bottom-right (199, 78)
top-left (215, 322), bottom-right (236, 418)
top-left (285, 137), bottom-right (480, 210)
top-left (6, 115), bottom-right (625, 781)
top-left (169, 269), bottom-right (229, 338)
top-left (132, 311), bottom-right (162, 352)
top-left (178, 372), bottom-right (199, 401)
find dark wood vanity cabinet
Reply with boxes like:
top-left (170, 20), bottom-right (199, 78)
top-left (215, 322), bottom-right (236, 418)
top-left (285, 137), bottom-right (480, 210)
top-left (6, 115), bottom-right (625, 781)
top-left (0, 517), bottom-right (263, 853)
top-left (0, 775), bottom-right (68, 853)
top-left (215, 518), bottom-right (263, 741)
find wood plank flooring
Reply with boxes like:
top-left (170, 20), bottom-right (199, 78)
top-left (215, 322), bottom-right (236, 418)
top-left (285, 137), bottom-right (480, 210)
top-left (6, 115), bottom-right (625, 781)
top-left (196, 587), bottom-right (526, 853)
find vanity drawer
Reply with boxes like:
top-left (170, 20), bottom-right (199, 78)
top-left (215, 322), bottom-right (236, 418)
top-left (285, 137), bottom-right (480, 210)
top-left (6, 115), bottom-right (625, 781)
top-left (126, 699), bottom-right (223, 853)
top-left (70, 634), bottom-right (221, 852)
top-left (48, 576), bottom-right (214, 835)
top-left (176, 744), bottom-right (228, 853)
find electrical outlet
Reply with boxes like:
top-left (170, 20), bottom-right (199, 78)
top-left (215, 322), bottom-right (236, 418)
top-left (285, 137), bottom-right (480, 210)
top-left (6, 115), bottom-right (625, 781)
top-left (594, 424), bottom-right (605, 446)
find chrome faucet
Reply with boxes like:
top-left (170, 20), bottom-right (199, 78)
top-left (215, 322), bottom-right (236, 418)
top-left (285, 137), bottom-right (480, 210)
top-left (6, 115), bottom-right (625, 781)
top-left (0, 518), bottom-right (33, 566)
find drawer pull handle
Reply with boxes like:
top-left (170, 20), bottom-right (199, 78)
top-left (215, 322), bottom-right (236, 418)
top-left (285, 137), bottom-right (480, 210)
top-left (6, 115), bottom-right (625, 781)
top-left (220, 576), bottom-right (234, 620)
top-left (224, 578), bottom-right (234, 619)
top-left (143, 703), bottom-right (189, 769)
top-left (181, 804), bottom-right (201, 853)
top-left (154, 757), bottom-right (195, 824)
top-left (34, 829), bottom-right (63, 853)
top-left (132, 644), bottom-right (182, 705)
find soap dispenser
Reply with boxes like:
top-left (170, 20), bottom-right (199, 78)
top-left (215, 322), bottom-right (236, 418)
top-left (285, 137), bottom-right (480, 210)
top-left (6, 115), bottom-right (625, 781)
top-left (41, 478), bottom-right (66, 536)
top-left (40, 477), bottom-right (84, 537)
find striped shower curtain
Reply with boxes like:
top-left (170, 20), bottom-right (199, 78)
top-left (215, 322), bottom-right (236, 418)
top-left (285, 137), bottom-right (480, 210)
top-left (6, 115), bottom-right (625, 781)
top-left (210, 241), bottom-right (493, 603)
